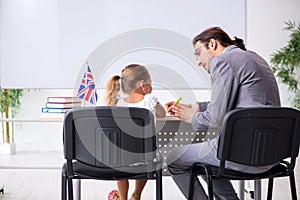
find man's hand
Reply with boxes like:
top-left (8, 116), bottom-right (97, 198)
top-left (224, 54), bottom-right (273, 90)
top-left (165, 102), bottom-right (198, 123)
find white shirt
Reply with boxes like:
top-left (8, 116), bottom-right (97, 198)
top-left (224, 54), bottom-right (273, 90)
top-left (117, 93), bottom-right (158, 117)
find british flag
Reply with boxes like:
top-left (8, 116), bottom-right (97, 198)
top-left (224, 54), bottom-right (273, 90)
top-left (77, 65), bottom-right (98, 105)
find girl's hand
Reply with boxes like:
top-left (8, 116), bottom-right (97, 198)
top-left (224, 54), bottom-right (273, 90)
top-left (165, 101), bottom-right (176, 115)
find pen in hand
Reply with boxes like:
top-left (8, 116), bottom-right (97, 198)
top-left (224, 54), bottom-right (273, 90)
top-left (167, 97), bottom-right (182, 114)
top-left (175, 97), bottom-right (182, 104)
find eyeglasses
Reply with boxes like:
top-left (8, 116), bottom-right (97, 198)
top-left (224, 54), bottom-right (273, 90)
top-left (193, 45), bottom-right (205, 57)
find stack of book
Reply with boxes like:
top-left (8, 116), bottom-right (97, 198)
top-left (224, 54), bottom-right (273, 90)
top-left (41, 96), bottom-right (82, 118)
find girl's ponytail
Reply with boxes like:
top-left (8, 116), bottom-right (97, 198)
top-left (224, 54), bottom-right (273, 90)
top-left (105, 75), bottom-right (121, 106)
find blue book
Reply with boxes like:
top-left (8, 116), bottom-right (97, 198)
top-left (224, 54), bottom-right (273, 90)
top-left (41, 107), bottom-right (71, 113)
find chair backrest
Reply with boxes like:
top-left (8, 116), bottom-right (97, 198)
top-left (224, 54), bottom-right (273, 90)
top-left (63, 106), bottom-right (156, 169)
top-left (217, 107), bottom-right (300, 167)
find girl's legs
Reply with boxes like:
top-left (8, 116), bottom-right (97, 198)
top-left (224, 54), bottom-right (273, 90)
top-left (117, 180), bottom-right (129, 200)
top-left (130, 179), bottom-right (147, 200)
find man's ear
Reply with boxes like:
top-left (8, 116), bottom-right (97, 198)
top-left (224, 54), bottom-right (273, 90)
top-left (210, 39), bottom-right (217, 50)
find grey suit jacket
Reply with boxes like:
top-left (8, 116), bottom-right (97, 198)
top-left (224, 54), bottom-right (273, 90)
top-left (191, 45), bottom-right (281, 131)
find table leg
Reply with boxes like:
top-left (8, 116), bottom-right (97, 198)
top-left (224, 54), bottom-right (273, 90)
top-left (237, 180), bottom-right (245, 200)
top-left (73, 179), bottom-right (81, 200)
top-left (254, 180), bottom-right (261, 200)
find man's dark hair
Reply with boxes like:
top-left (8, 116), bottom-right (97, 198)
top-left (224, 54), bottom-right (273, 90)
top-left (193, 27), bottom-right (246, 50)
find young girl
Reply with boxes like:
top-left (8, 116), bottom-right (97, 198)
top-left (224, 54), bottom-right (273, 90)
top-left (105, 64), bottom-right (166, 200)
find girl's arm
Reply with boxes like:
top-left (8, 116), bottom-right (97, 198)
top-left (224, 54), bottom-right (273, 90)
top-left (155, 102), bottom-right (166, 118)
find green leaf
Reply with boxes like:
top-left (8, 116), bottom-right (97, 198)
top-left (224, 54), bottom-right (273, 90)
top-left (270, 20), bottom-right (300, 109)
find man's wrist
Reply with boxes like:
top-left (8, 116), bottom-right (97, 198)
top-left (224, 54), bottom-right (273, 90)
top-left (191, 102), bottom-right (200, 112)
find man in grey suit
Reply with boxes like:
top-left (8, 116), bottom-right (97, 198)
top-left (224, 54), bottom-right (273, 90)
top-left (165, 27), bottom-right (281, 199)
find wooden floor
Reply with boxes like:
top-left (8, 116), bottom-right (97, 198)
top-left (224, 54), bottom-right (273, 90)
top-left (0, 152), bottom-right (299, 200)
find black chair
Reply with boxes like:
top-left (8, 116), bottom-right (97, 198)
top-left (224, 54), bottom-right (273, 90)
top-left (188, 107), bottom-right (300, 200)
top-left (61, 106), bottom-right (162, 200)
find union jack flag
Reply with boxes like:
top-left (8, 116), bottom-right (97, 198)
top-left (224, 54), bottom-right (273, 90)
top-left (77, 65), bottom-right (98, 105)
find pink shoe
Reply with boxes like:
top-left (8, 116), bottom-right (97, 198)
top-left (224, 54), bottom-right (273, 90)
top-left (108, 190), bottom-right (119, 200)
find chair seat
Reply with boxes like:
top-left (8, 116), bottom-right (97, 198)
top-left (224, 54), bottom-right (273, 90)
top-left (193, 163), bottom-right (289, 181)
top-left (63, 161), bottom-right (158, 180)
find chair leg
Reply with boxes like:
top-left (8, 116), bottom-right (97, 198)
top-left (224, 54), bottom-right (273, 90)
top-left (156, 168), bottom-right (163, 200)
top-left (188, 173), bottom-right (197, 200)
top-left (188, 165), bottom-right (214, 200)
top-left (0, 185), bottom-right (4, 194)
top-left (289, 172), bottom-right (297, 200)
top-left (267, 178), bottom-right (274, 200)
top-left (206, 174), bottom-right (213, 200)
top-left (62, 173), bottom-right (67, 200)
top-left (68, 178), bottom-right (74, 200)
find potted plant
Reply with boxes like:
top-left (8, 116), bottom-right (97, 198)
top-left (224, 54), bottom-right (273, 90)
top-left (270, 21), bottom-right (300, 109)
top-left (0, 89), bottom-right (23, 154)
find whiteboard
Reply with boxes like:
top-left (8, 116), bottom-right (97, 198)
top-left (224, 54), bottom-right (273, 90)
top-left (0, 0), bottom-right (246, 89)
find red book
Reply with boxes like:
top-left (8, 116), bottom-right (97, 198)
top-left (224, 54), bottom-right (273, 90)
top-left (45, 102), bottom-right (81, 108)
top-left (47, 97), bottom-right (82, 103)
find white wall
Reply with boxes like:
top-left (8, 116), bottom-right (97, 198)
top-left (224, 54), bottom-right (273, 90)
top-left (0, 0), bottom-right (245, 89)
top-left (247, 0), bottom-right (300, 106)
top-left (4, 0), bottom-right (300, 152)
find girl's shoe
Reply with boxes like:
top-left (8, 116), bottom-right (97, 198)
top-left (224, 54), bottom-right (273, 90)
top-left (108, 190), bottom-right (119, 200)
